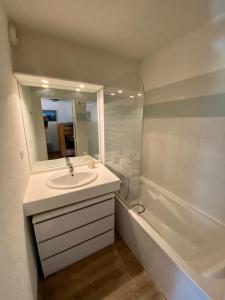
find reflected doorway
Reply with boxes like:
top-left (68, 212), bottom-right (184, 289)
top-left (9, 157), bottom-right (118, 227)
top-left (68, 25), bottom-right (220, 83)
top-left (41, 98), bottom-right (76, 160)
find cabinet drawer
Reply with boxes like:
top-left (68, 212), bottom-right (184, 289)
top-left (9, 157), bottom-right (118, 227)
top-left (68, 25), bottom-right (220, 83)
top-left (38, 215), bottom-right (114, 259)
top-left (34, 198), bottom-right (114, 242)
top-left (42, 230), bottom-right (114, 277)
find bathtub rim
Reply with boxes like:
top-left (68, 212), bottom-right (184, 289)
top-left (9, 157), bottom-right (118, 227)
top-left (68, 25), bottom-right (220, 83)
top-left (141, 176), bottom-right (225, 229)
top-left (115, 194), bottom-right (225, 300)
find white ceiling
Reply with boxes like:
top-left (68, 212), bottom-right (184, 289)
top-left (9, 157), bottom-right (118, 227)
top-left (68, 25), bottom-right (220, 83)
top-left (3, 0), bottom-right (225, 61)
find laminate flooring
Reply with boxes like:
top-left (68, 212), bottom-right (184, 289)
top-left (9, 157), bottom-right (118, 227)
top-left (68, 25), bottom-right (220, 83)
top-left (39, 234), bottom-right (166, 300)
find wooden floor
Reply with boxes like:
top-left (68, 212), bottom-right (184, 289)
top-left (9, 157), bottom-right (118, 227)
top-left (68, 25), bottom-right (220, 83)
top-left (39, 234), bottom-right (166, 300)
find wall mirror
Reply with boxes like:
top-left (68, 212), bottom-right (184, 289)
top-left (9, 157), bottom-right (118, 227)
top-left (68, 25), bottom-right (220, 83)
top-left (15, 74), bottom-right (104, 173)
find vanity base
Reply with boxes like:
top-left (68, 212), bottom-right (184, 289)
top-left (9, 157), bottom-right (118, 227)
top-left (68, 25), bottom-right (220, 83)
top-left (32, 193), bottom-right (115, 277)
top-left (42, 230), bottom-right (114, 277)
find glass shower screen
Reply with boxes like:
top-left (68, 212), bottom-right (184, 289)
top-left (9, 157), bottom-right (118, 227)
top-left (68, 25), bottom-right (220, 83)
top-left (104, 73), bottom-right (144, 209)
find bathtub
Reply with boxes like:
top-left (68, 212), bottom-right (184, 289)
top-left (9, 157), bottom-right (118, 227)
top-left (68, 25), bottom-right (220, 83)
top-left (115, 177), bottom-right (225, 300)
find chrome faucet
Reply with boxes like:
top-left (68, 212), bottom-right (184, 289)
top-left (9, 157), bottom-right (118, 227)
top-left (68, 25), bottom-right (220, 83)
top-left (65, 157), bottom-right (74, 176)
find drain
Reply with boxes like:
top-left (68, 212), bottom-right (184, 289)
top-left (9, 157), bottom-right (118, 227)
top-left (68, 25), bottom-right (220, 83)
top-left (131, 204), bottom-right (145, 214)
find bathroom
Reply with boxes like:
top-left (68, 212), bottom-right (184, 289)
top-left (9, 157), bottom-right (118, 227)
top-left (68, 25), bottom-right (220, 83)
top-left (1, 1), bottom-right (225, 300)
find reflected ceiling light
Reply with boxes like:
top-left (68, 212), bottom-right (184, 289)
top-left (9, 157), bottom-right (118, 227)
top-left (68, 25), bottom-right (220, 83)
top-left (137, 93), bottom-right (142, 96)
top-left (79, 84), bottom-right (84, 88)
top-left (118, 90), bottom-right (123, 93)
top-left (110, 93), bottom-right (115, 96)
top-left (129, 95), bottom-right (134, 98)
top-left (42, 84), bottom-right (48, 88)
top-left (41, 79), bottom-right (49, 84)
top-left (75, 88), bottom-right (81, 92)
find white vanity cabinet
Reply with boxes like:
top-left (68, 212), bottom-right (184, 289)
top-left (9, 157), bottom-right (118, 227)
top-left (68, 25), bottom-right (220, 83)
top-left (32, 193), bottom-right (115, 277)
top-left (24, 164), bottom-right (120, 277)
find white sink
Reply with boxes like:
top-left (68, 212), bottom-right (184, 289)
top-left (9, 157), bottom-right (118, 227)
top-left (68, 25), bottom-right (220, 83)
top-left (47, 168), bottom-right (98, 189)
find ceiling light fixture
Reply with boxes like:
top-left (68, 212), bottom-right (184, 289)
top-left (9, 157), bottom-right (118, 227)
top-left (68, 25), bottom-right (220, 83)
top-left (75, 88), bottom-right (81, 92)
top-left (42, 84), bottom-right (48, 88)
top-left (110, 93), bottom-right (115, 96)
top-left (118, 90), bottom-right (123, 93)
top-left (137, 93), bottom-right (142, 96)
top-left (79, 84), bottom-right (84, 88)
top-left (129, 95), bottom-right (134, 98)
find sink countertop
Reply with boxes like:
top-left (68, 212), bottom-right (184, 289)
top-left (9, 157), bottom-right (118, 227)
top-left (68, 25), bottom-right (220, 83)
top-left (23, 164), bottom-right (120, 216)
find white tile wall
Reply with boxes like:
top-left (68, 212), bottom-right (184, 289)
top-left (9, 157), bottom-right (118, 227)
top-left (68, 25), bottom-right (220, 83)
top-left (104, 96), bottom-right (143, 205)
top-left (142, 113), bottom-right (225, 224)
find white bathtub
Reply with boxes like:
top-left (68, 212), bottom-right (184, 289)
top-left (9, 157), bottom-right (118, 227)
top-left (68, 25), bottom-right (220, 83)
top-left (115, 177), bottom-right (225, 300)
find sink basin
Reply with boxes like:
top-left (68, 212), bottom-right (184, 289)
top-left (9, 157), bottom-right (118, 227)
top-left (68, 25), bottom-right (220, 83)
top-left (47, 168), bottom-right (98, 189)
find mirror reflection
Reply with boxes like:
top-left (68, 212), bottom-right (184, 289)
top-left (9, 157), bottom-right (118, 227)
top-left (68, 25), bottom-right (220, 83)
top-left (20, 85), bottom-right (100, 171)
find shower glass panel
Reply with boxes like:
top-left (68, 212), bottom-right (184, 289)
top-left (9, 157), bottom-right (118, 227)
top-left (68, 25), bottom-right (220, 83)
top-left (104, 73), bottom-right (144, 209)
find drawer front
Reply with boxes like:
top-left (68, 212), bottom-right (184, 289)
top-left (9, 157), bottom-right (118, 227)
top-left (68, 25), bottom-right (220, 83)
top-left (42, 230), bottom-right (114, 277)
top-left (38, 215), bottom-right (114, 259)
top-left (32, 193), bottom-right (114, 224)
top-left (34, 198), bottom-right (114, 242)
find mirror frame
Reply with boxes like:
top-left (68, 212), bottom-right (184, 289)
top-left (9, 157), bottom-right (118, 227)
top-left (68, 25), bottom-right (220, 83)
top-left (15, 73), bottom-right (105, 172)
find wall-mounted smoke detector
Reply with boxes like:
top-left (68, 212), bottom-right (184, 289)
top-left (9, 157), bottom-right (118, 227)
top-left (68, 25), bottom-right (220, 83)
top-left (8, 24), bottom-right (18, 46)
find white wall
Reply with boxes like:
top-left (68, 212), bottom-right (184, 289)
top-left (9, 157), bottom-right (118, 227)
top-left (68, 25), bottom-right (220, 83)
top-left (141, 13), bottom-right (225, 90)
top-left (20, 86), bottom-right (48, 166)
top-left (20, 86), bottom-right (38, 167)
top-left (74, 101), bottom-right (88, 155)
top-left (41, 98), bottom-right (73, 122)
top-left (0, 3), bottom-right (37, 300)
top-left (13, 28), bottom-right (139, 86)
top-left (41, 98), bottom-right (73, 152)
top-left (20, 86), bottom-right (48, 165)
top-left (31, 91), bottom-right (48, 160)
top-left (86, 101), bottom-right (99, 157)
top-left (104, 96), bottom-right (143, 205)
top-left (140, 13), bottom-right (225, 224)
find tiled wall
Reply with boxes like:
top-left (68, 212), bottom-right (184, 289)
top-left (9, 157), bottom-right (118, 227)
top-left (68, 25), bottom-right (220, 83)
top-left (142, 77), bottom-right (225, 224)
top-left (104, 96), bottom-right (143, 205)
top-left (86, 101), bottom-right (99, 158)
